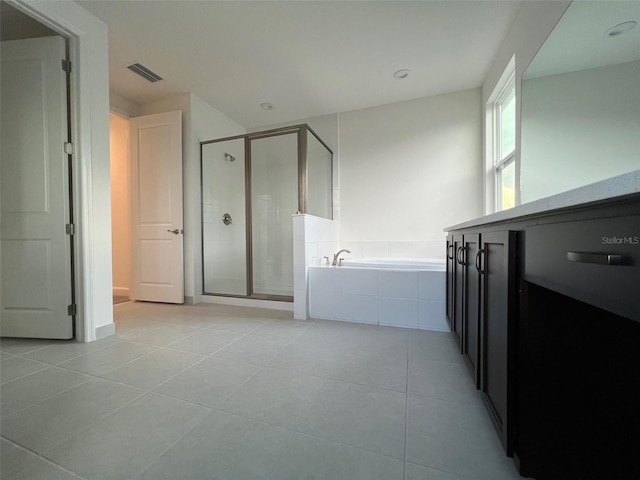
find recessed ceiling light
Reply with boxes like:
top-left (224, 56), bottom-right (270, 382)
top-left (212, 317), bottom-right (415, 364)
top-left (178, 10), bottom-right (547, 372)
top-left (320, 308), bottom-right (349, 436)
top-left (605, 21), bottom-right (637, 37)
top-left (260, 102), bottom-right (273, 110)
top-left (393, 69), bottom-right (410, 80)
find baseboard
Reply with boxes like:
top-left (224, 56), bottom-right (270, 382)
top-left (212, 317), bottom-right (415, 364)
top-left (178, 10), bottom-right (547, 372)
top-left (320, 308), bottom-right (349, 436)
top-left (112, 287), bottom-right (129, 297)
top-left (200, 295), bottom-right (294, 311)
top-left (95, 322), bottom-right (116, 339)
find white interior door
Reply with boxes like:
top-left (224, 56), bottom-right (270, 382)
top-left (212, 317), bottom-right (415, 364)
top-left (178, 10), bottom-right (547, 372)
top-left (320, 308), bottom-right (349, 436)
top-left (0, 36), bottom-right (73, 339)
top-left (130, 111), bottom-right (184, 304)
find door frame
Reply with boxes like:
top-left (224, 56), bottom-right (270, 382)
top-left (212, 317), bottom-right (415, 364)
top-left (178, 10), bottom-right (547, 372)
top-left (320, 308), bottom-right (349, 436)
top-left (11, 0), bottom-right (111, 342)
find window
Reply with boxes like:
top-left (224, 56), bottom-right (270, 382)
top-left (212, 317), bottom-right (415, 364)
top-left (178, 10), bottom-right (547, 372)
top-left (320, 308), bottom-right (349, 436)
top-left (485, 56), bottom-right (518, 214)
top-left (494, 72), bottom-right (516, 211)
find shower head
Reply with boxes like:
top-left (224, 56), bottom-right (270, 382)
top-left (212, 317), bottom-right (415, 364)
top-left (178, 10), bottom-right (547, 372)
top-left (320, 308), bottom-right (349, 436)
top-left (224, 153), bottom-right (236, 162)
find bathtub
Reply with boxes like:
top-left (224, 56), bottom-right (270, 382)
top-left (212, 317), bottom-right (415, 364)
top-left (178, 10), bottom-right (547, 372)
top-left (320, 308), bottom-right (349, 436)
top-left (308, 257), bottom-right (448, 331)
top-left (340, 257), bottom-right (445, 270)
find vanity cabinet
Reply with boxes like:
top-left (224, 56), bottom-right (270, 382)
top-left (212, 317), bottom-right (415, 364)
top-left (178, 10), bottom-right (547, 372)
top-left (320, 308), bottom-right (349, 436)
top-left (447, 193), bottom-right (640, 479)
top-left (446, 229), bottom-right (516, 451)
top-left (446, 232), bottom-right (482, 386)
top-left (478, 231), bottom-right (516, 454)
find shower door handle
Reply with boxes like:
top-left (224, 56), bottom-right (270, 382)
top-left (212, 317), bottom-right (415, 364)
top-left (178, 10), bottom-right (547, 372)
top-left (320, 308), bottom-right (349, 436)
top-left (167, 229), bottom-right (182, 235)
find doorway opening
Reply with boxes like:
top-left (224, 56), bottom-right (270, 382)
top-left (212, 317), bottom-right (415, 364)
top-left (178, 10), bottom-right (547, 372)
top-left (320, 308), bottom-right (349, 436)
top-left (109, 113), bottom-right (132, 306)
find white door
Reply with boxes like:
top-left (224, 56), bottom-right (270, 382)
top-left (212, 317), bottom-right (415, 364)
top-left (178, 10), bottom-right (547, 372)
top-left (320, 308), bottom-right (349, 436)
top-left (129, 111), bottom-right (184, 304)
top-left (0, 36), bottom-right (73, 339)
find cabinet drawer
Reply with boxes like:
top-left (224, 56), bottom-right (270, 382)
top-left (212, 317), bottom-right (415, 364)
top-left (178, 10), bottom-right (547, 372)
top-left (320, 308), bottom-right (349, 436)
top-left (525, 216), bottom-right (640, 322)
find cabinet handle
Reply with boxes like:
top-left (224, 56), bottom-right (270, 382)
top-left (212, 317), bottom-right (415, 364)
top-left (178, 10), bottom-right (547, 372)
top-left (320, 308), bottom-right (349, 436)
top-left (567, 251), bottom-right (626, 266)
top-left (475, 249), bottom-right (485, 274)
top-left (457, 246), bottom-right (466, 265)
top-left (447, 244), bottom-right (454, 260)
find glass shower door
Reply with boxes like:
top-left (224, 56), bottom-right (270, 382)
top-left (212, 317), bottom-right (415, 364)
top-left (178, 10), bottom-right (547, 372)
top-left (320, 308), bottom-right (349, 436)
top-left (201, 138), bottom-right (247, 296)
top-left (250, 132), bottom-right (298, 298)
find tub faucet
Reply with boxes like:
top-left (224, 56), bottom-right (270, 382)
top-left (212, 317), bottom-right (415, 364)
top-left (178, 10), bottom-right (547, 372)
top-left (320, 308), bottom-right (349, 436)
top-left (332, 249), bottom-right (351, 266)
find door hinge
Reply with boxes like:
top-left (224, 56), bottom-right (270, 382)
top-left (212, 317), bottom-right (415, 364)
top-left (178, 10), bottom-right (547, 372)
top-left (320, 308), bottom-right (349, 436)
top-left (66, 223), bottom-right (75, 235)
top-left (64, 142), bottom-right (73, 155)
top-left (67, 304), bottom-right (77, 316)
top-left (61, 59), bottom-right (71, 73)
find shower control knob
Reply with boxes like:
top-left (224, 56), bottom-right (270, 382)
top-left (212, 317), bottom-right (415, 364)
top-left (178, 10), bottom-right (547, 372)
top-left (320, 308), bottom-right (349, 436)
top-left (222, 213), bottom-right (233, 225)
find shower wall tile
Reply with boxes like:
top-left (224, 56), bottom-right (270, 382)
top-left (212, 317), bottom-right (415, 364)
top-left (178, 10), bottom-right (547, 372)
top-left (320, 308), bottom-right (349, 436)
top-left (293, 215), bottom-right (305, 243)
top-left (362, 241), bottom-right (389, 258)
top-left (339, 241), bottom-right (363, 259)
top-left (388, 241), bottom-right (416, 258)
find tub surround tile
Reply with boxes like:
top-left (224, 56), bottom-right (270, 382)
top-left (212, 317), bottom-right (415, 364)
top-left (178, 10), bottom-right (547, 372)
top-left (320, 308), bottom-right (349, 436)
top-left (419, 299), bottom-right (448, 331)
top-left (419, 271), bottom-right (446, 300)
top-left (362, 241), bottom-right (389, 258)
top-left (379, 298), bottom-right (419, 328)
top-left (340, 294), bottom-right (378, 324)
top-left (379, 271), bottom-right (418, 299)
top-left (309, 266), bottom-right (445, 330)
top-left (389, 241), bottom-right (416, 258)
top-left (341, 268), bottom-right (378, 296)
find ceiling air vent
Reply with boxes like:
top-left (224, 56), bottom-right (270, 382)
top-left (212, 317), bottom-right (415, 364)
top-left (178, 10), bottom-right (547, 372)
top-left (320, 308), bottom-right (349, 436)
top-left (125, 63), bottom-right (163, 83)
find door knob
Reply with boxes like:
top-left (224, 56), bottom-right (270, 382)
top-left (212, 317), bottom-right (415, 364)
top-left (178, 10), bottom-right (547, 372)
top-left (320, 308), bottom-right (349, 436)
top-left (167, 229), bottom-right (182, 235)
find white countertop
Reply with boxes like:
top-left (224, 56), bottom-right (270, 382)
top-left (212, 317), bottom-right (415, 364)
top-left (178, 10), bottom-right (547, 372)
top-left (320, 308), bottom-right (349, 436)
top-left (446, 170), bottom-right (640, 231)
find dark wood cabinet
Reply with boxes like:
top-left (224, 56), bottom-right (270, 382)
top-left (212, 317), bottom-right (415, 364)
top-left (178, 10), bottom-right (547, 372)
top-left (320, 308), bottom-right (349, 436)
top-left (445, 234), bottom-right (455, 331)
top-left (479, 231), bottom-right (516, 455)
top-left (450, 234), bottom-right (464, 349)
top-left (462, 233), bottom-right (481, 387)
top-left (446, 194), bottom-right (640, 479)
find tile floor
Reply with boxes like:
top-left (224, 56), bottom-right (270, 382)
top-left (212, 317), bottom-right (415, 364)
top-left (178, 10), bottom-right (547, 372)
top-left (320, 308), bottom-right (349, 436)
top-left (0, 302), bottom-right (521, 480)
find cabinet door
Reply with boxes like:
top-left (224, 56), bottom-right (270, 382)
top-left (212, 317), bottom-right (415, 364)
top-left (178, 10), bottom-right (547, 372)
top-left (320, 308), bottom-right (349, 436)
top-left (445, 235), bottom-right (455, 330)
top-left (452, 234), bottom-right (464, 350)
top-left (480, 231), bottom-right (516, 454)
top-left (463, 233), bottom-right (481, 387)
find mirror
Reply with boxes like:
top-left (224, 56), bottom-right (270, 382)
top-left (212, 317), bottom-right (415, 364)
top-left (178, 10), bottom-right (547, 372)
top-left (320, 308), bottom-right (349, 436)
top-left (521, 0), bottom-right (640, 204)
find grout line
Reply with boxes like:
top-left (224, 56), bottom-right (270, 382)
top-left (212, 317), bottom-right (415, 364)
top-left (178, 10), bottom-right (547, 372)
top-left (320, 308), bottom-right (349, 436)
top-left (0, 436), bottom-right (86, 479)
top-left (403, 332), bottom-right (410, 480)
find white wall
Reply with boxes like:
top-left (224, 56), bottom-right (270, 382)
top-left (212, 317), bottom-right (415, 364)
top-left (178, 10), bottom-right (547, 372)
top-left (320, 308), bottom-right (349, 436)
top-left (140, 93), bottom-right (245, 303)
top-left (109, 113), bottom-right (130, 297)
top-left (482, 0), bottom-right (571, 213)
top-left (339, 89), bottom-right (482, 258)
top-left (521, 61), bottom-right (640, 203)
top-left (256, 90), bottom-right (482, 260)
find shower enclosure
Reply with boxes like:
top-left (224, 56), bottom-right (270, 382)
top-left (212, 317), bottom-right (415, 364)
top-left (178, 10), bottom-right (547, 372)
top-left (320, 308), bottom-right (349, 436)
top-left (201, 125), bottom-right (332, 301)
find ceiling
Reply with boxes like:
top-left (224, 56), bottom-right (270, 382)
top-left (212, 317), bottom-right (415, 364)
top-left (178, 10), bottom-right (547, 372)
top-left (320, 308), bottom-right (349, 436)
top-left (75, 0), bottom-right (522, 128)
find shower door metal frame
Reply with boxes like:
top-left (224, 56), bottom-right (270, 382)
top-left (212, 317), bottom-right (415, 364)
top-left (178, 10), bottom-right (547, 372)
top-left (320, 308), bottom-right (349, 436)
top-left (200, 124), bottom-right (333, 302)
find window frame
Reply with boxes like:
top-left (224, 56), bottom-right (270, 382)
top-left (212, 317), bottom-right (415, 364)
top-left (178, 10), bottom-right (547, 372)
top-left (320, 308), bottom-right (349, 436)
top-left (485, 56), bottom-right (519, 213)
top-left (493, 74), bottom-right (516, 210)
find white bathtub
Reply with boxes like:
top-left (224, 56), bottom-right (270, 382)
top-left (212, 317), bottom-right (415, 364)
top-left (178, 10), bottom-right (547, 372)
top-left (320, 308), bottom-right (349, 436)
top-left (308, 258), bottom-right (448, 331)
top-left (340, 257), bottom-right (445, 270)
